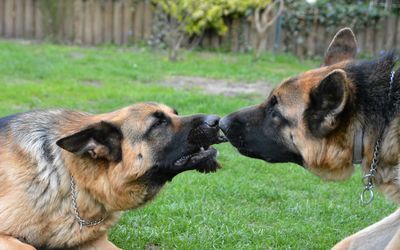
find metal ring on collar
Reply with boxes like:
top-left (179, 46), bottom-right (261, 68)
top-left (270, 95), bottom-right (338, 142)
top-left (360, 187), bottom-right (374, 205)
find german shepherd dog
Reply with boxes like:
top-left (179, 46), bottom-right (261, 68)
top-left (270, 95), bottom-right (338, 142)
top-left (220, 28), bottom-right (400, 249)
top-left (0, 103), bottom-right (224, 249)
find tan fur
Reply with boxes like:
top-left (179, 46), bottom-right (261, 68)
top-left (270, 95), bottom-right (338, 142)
top-left (332, 209), bottom-right (400, 250)
top-left (79, 235), bottom-right (121, 250)
top-left (221, 28), bottom-right (400, 249)
top-left (268, 64), bottom-right (358, 181)
top-left (386, 229), bottom-right (400, 250)
top-left (271, 33), bottom-right (400, 248)
top-left (0, 235), bottom-right (36, 250)
top-left (291, 121), bottom-right (355, 181)
top-left (0, 102), bottom-right (202, 249)
top-left (270, 30), bottom-right (400, 249)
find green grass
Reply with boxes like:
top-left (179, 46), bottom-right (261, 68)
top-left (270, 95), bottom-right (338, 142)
top-left (0, 40), bottom-right (396, 249)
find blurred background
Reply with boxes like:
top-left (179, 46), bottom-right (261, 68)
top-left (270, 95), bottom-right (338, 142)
top-left (0, 0), bottom-right (398, 61)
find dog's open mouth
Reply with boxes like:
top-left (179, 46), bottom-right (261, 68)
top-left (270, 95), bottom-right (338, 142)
top-left (141, 132), bottom-right (227, 186)
top-left (174, 134), bottom-right (227, 173)
top-left (174, 146), bottom-right (218, 171)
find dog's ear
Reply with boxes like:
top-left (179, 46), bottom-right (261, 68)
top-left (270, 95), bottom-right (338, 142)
top-left (56, 121), bottom-right (122, 162)
top-left (324, 27), bottom-right (357, 66)
top-left (305, 69), bottom-right (349, 137)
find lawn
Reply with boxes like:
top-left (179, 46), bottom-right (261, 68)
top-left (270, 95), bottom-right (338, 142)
top-left (0, 41), bottom-right (396, 250)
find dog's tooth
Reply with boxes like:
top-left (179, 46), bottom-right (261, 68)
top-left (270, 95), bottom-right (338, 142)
top-left (174, 154), bottom-right (193, 166)
top-left (175, 158), bottom-right (185, 166)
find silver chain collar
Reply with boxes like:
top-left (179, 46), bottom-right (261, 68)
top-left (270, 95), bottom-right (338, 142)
top-left (360, 71), bottom-right (395, 205)
top-left (70, 176), bottom-right (106, 231)
top-left (360, 137), bottom-right (381, 204)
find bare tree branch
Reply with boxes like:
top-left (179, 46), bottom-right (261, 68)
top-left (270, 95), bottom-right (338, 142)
top-left (264, 0), bottom-right (284, 29)
top-left (253, 0), bottom-right (285, 60)
top-left (254, 0), bottom-right (284, 34)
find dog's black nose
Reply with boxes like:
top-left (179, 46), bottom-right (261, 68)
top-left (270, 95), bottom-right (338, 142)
top-left (204, 115), bottom-right (220, 127)
top-left (219, 116), bottom-right (230, 132)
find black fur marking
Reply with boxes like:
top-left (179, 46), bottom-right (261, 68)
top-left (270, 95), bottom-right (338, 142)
top-left (140, 114), bottom-right (222, 185)
top-left (42, 137), bottom-right (55, 163)
top-left (142, 111), bottom-right (172, 139)
top-left (220, 105), bottom-right (304, 165)
top-left (56, 121), bottom-right (123, 162)
top-left (140, 165), bottom-right (177, 185)
top-left (37, 181), bottom-right (50, 203)
top-left (30, 163), bottom-right (50, 187)
top-left (304, 70), bottom-right (347, 137)
top-left (346, 53), bottom-right (398, 131)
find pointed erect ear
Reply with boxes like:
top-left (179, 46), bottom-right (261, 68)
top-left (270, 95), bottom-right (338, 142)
top-left (324, 28), bottom-right (357, 66)
top-left (56, 121), bottom-right (123, 162)
top-left (305, 69), bottom-right (349, 137)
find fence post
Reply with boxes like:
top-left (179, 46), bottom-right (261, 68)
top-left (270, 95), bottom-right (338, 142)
top-left (15, 0), bottom-right (23, 37)
top-left (93, 0), bottom-right (102, 45)
top-left (24, 0), bottom-right (34, 38)
top-left (113, 0), bottom-right (122, 45)
top-left (122, 0), bottom-right (132, 45)
top-left (0, 0), bottom-right (4, 36)
top-left (133, 0), bottom-right (144, 42)
top-left (143, 0), bottom-right (152, 41)
top-left (103, 0), bottom-right (113, 44)
top-left (73, 0), bottom-right (83, 44)
top-left (5, 0), bottom-right (14, 38)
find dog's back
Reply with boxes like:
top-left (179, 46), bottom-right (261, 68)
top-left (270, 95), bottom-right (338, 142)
top-left (0, 110), bottom-right (89, 247)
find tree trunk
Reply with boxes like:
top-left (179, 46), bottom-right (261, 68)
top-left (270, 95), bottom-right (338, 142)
top-left (168, 33), bottom-right (184, 62)
top-left (169, 47), bottom-right (178, 61)
top-left (231, 19), bottom-right (240, 52)
top-left (254, 31), bottom-right (267, 60)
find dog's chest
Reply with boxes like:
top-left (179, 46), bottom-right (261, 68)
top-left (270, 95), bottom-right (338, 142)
top-left (37, 214), bottom-right (120, 248)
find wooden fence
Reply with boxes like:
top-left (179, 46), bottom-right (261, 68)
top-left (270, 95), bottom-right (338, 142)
top-left (0, 0), bottom-right (152, 45)
top-left (199, 15), bottom-right (400, 58)
top-left (0, 0), bottom-right (399, 57)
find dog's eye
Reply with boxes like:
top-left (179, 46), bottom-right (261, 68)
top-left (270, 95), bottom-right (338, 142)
top-left (270, 110), bottom-right (282, 122)
top-left (152, 111), bottom-right (169, 128)
top-left (154, 117), bottom-right (168, 127)
top-left (271, 110), bottom-right (279, 118)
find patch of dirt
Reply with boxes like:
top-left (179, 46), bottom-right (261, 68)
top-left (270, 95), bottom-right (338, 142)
top-left (163, 76), bottom-right (272, 97)
top-left (81, 80), bottom-right (103, 87)
top-left (70, 51), bottom-right (86, 60)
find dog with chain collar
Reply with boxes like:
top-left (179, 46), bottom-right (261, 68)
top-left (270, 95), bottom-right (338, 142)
top-left (0, 103), bottom-right (225, 249)
top-left (220, 28), bottom-right (400, 249)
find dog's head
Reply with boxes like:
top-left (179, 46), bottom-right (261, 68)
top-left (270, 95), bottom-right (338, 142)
top-left (56, 103), bottom-right (224, 210)
top-left (220, 28), bottom-right (359, 181)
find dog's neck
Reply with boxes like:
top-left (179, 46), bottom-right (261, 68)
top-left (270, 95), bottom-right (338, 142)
top-left (346, 55), bottom-right (400, 201)
top-left (346, 55), bottom-right (398, 166)
top-left (347, 54), bottom-right (399, 132)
